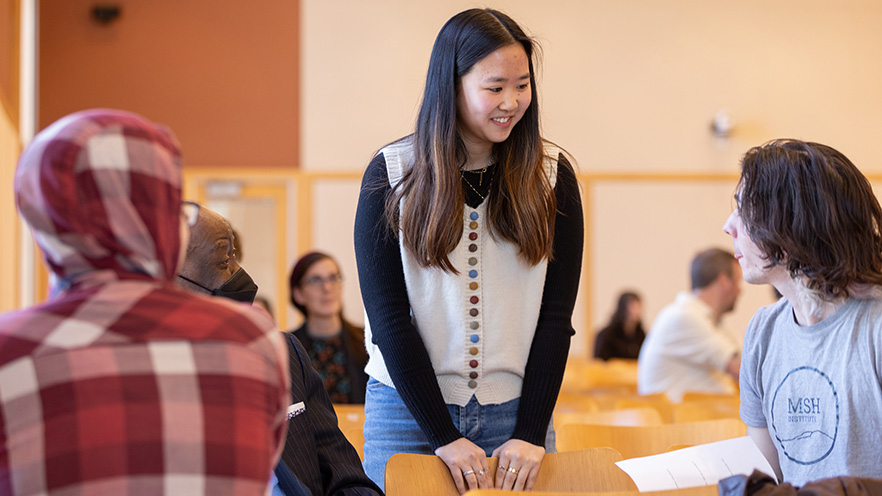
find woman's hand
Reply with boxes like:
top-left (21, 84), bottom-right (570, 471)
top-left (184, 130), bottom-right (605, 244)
top-left (492, 439), bottom-right (545, 491)
top-left (435, 438), bottom-right (492, 494)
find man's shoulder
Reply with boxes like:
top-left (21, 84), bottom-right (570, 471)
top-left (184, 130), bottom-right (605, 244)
top-left (651, 293), bottom-right (710, 332)
top-left (742, 297), bottom-right (795, 349)
top-left (848, 294), bottom-right (882, 313)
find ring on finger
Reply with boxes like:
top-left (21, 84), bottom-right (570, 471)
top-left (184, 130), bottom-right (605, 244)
top-left (497, 466), bottom-right (508, 471)
top-left (478, 469), bottom-right (486, 476)
top-left (462, 470), bottom-right (475, 476)
top-left (506, 467), bottom-right (519, 475)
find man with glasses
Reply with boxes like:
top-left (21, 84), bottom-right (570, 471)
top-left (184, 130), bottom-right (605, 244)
top-left (178, 208), bottom-right (381, 496)
top-left (177, 202), bottom-right (259, 303)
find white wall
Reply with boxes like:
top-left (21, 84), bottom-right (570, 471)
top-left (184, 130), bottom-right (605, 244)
top-left (301, 0), bottom-right (882, 355)
top-left (303, 0), bottom-right (882, 174)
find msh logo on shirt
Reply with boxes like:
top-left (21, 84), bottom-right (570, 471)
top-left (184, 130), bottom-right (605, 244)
top-left (770, 366), bottom-right (839, 465)
top-left (287, 401), bottom-right (306, 420)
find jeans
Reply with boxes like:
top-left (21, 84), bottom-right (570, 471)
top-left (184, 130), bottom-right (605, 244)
top-left (362, 377), bottom-right (555, 491)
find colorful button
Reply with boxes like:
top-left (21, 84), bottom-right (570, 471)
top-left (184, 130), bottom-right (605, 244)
top-left (468, 244), bottom-right (477, 252)
top-left (470, 296), bottom-right (479, 304)
top-left (468, 257), bottom-right (477, 266)
top-left (469, 232), bottom-right (477, 241)
top-left (469, 347), bottom-right (478, 355)
top-left (470, 334), bottom-right (479, 343)
top-left (469, 270), bottom-right (477, 278)
top-left (469, 221), bottom-right (478, 229)
top-left (469, 360), bottom-right (478, 368)
top-left (468, 380), bottom-right (478, 389)
top-left (469, 372), bottom-right (478, 379)
top-left (469, 308), bottom-right (478, 317)
top-left (469, 282), bottom-right (478, 290)
top-left (470, 322), bottom-right (479, 330)
top-left (470, 212), bottom-right (479, 220)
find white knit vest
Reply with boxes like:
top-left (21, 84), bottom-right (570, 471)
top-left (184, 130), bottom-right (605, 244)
top-left (364, 139), bottom-right (559, 407)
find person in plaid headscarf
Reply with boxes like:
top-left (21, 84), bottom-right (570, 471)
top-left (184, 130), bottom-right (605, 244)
top-left (0, 109), bottom-right (290, 495)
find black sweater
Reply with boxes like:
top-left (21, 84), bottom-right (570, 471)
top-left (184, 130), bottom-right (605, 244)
top-left (353, 151), bottom-right (583, 450)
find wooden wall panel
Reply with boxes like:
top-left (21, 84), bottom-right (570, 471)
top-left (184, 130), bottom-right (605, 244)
top-left (39, 0), bottom-right (299, 168)
top-left (0, 0), bottom-right (19, 125)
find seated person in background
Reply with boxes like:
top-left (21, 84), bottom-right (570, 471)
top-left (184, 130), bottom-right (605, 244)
top-left (638, 248), bottom-right (742, 402)
top-left (0, 109), bottom-right (288, 495)
top-left (723, 139), bottom-right (882, 484)
top-left (179, 213), bottom-right (381, 495)
top-left (289, 252), bottom-right (369, 404)
top-left (594, 291), bottom-right (646, 360)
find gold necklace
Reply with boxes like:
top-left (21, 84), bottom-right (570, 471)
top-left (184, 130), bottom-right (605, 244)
top-left (461, 173), bottom-right (485, 200)
top-left (462, 165), bottom-right (488, 185)
top-left (460, 160), bottom-right (495, 200)
top-left (460, 158), bottom-right (495, 186)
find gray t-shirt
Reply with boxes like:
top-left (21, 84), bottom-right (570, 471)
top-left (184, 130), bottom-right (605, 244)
top-left (741, 296), bottom-right (882, 485)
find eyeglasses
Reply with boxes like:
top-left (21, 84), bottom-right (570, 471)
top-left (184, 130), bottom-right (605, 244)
top-left (182, 201), bottom-right (200, 227)
top-left (301, 274), bottom-right (343, 288)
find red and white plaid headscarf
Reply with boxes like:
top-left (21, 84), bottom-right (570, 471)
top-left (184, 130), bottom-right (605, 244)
top-left (15, 108), bottom-right (183, 288)
top-left (2, 110), bottom-right (289, 495)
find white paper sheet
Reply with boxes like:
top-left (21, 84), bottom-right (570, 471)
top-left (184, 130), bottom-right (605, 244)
top-left (614, 436), bottom-right (777, 492)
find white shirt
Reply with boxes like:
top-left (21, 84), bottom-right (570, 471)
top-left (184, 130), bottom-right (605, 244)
top-left (637, 291), bottom-right (739, 401)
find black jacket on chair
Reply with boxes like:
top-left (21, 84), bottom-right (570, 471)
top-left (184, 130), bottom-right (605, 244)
top-left (275, 333), bottom-right (382, 496)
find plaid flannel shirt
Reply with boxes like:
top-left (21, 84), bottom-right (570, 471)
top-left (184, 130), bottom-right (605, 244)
top-left (1, 109), bottom-right (289, 495)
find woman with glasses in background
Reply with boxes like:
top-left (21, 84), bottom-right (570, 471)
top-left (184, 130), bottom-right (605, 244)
top-left (288, 251), bottom-right (369, 404)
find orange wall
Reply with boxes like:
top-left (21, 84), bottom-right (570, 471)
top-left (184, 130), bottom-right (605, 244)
top-left (39, 0), bottom-right (299, 168)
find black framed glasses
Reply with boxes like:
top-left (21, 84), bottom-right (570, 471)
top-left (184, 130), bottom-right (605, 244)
top-left (301, 274), bottom-right (343, 288)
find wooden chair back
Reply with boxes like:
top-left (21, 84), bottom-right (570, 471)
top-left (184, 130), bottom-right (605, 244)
top-left (555, 393), bottom-right (601, 415)
top-left (464, 485), bottom-right (720, 496)
top-left (342, 427), bottom-right (364, 460)
top-left (561, 358), bottom-right (638, 394)
top-left (333, 404), bottom-right (365, 458)
top-left (674, 392), bottom-right (740, 423)
top-left (680, 392), bottom-right (739, 403)
top-left (580, 391), bottom-right (665, 411)
top-left (333, 403), bottom-right (365, 429)
top-left (585, 359), bottom-right (639, 388)
top-left (614, 395), bottom-right (674, 423)
top-left (385, 448), bottom-right (635, 496)
top-left (554, 407), bottom-right (664, 429)
top-left (673, 403), bottom-right (740, 423)
top-left (556, 418), bottom-right (746, 458)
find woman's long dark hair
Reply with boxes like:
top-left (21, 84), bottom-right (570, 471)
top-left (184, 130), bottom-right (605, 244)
top-left (385, 8), bottom-right (555, 272)
top-left (608, 291), bottom-right (641, 329)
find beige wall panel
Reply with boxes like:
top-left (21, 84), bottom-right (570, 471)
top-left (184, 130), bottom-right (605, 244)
top-left (307, 178), bottom-right (364, 328)
top-left (304, 0), bottom-right (882, 174)
top-left (590, 180), bottom-right (778, 353)
top-left (304, 0), bottom-right (882, 356)
top-left (0, 105), bottom-right (19, 311)
top-left (210, 197), bottom-right (282, 325)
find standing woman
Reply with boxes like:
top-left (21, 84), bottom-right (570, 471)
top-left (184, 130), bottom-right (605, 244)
top-left (354, 8), bottom-right (583, 494)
